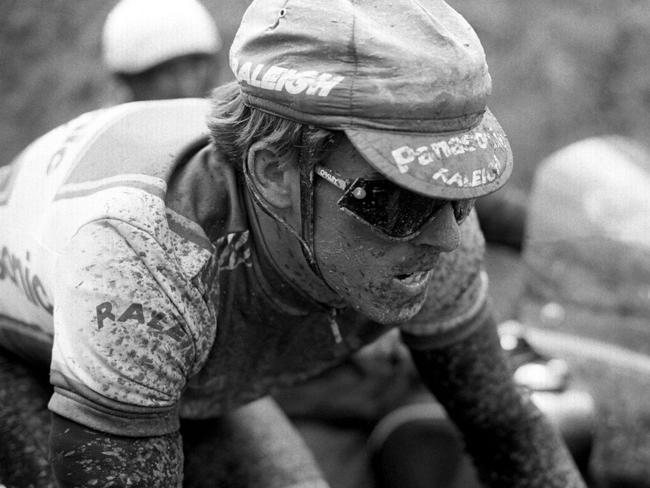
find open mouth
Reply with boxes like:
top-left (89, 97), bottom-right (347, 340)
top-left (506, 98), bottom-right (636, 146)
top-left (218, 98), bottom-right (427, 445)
top-left (394, 270), bottom-right (431, 287)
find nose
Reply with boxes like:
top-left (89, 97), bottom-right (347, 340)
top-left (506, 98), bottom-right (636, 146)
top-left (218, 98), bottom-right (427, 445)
top-left (410, 203), bottom-right (460, 252)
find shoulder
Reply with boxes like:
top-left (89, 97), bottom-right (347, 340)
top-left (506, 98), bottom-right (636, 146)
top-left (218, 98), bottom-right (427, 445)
top-left (62, 98), bottom-right (212, 184)
top-left (1, 99), bottom-right (212, 228)
top-left (5, 98), bottom-right (211, 195)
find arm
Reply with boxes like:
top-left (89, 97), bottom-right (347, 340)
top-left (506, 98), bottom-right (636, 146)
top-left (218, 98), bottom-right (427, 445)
top-left (49, 219), bottom-right (202, 485)
top-left (49, 413), bottom-right (182, 487)
top-left (49, 398), bottom-right (329, 488)
top-left (407, 312), bottom-right (585, 488)
top-left (182, 397), bottom-right (330, 488)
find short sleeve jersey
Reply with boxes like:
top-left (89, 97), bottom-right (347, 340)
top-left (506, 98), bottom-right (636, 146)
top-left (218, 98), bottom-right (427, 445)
top-left (0, 99), bottom-right (488, 437)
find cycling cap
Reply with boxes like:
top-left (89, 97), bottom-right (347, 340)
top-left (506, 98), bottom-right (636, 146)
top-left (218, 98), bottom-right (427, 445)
top-left (230, 0), bottom-right (512, 200)
top-left (103, 0), bottom-right (222, 74)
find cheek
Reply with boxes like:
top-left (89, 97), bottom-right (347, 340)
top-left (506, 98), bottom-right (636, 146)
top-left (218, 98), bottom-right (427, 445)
top-left (315, 217), bottom-right (391, 289)
top-left (313, 188), bottom-right (396, 291)
top-left (317, 229), bottom-right (365, 277)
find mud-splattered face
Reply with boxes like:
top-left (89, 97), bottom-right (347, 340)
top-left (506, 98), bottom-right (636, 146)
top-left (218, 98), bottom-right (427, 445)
top-left (312, 138), bottom-right (462, 324)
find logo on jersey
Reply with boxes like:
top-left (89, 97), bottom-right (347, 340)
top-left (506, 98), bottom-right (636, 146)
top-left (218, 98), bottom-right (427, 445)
top-left (0, 246), bottom-right (53, 315)
top-left (46, 110), bottom-right (104, 175)
top-left (0, 165), bottom-right (17, 206)
top-left (95, 302), bottom-right (185, 342)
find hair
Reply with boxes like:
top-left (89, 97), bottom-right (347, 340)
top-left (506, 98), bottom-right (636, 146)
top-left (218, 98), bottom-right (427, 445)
top-left (207, 81), bottom-right (338, 171)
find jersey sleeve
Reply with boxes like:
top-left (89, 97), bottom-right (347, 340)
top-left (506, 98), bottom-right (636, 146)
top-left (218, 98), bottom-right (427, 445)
top-left (48, 218), bottom-right (202, 437)
top-left (399, 212), bottom-right (490, 350)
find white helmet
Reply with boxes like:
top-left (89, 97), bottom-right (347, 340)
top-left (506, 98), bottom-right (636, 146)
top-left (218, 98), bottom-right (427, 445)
top-left (102, 0), bottom-right (222, 74)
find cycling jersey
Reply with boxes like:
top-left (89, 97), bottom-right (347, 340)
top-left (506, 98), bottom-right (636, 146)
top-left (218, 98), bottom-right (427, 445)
top-left (0, 98), bottom-right (488, 437)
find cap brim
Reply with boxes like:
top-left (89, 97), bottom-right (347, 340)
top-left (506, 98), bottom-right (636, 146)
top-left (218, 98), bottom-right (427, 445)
top-left (345, 109), bottom-right (513, 200)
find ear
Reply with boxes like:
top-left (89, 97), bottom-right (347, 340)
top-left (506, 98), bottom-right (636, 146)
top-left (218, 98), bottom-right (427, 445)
top-left (246, 141), bottom-right (296, 209)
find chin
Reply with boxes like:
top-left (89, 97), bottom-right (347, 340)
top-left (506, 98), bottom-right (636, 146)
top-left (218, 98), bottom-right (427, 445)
top-left (326, 271), bottom-right (428, 324)
top-left (356, 295), bottom-right (426, 325)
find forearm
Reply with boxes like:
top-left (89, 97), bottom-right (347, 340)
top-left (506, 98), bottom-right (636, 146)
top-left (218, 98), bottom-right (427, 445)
top-left (182, 397), bottom-right (329, 488)
top-left (49, 413), bottom-right (183, 487)
top-left (408, 316), bottom-right (586, 488)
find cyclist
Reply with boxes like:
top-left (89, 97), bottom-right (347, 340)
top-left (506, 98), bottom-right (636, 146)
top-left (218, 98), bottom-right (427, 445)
top-left (0, 0), bottom-right (586, 486)
top-left (102, 0), bottom-right (222, 101)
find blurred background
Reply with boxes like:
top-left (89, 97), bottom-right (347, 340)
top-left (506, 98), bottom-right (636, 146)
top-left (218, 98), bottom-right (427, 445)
top-left (2, 0), bottom-right (650, 191)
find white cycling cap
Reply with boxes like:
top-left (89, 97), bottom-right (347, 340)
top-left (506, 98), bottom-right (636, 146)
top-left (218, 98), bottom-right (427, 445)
top-left (102, 0), bottom-right (222, 74)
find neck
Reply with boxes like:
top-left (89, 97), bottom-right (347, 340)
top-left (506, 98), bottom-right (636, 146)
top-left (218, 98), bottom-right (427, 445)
top-left (244, 191), bottom-right (343, 311)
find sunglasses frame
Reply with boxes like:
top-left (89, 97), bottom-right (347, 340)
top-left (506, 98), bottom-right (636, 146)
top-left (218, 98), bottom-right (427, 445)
top-left (314, 165), bottom-right (474, 241)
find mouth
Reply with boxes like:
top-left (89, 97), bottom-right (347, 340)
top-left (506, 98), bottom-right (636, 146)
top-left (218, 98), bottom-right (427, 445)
top-left (393, 269), bottom-right (432, 291)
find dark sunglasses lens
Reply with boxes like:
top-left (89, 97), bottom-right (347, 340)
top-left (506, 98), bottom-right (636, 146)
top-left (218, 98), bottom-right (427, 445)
top-left (338, 179), bottom-right (444, 238)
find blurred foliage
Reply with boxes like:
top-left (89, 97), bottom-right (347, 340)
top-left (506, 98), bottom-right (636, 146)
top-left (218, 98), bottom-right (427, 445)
top-left (1, 0), bottom-right (650, 188)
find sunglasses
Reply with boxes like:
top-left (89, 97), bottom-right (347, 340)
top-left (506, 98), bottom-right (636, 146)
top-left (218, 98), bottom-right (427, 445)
top-left (314, 165), bottom-right (475, 241)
